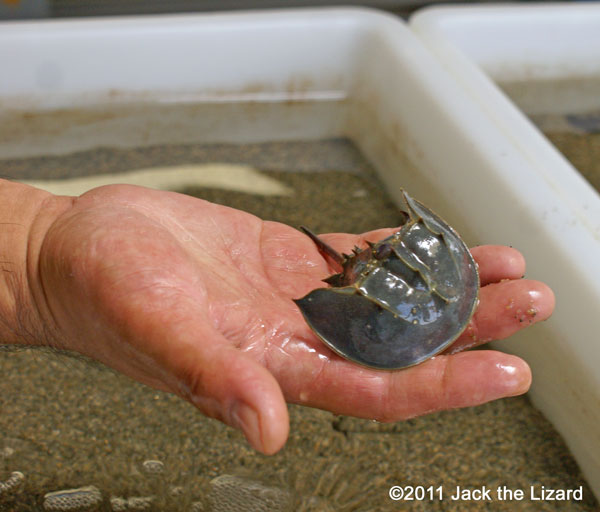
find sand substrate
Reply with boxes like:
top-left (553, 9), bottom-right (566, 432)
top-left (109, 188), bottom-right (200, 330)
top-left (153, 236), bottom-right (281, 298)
top-left (0, 140), bottom-right (597, 511)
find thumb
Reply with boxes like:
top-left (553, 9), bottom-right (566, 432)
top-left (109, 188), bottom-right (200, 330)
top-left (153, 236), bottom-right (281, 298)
top-left (168, 327), bottom-right (289, 455)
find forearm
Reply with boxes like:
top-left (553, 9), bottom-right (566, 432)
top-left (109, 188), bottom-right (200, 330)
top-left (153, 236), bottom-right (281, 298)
top-left (0, 179), bottom-right (73, 346)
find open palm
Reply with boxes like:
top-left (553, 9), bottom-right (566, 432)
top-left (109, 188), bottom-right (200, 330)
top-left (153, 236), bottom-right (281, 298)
top-left (38, 185), bottom-right (554, 454)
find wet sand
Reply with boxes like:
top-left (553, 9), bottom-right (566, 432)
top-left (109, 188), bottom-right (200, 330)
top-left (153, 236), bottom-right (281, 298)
top-left (531, 110), bottom-right (600, 193)
top-left (0, 140), bottom-right (597, 511)
top-left (545, 131), bottom-right (600, 193)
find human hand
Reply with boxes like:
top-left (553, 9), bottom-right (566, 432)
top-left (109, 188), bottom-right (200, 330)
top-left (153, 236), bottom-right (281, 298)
top-left (34, 185), bottom-right (554, 454)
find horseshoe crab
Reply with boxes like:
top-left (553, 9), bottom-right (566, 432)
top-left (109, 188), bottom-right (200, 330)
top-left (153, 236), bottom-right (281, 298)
top-left (294, 191), bottom-right (479, 370)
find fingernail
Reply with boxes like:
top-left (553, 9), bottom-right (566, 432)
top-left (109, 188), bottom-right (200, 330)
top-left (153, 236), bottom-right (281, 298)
top-left (495, 358), bottom-right (531, 397)
top-left (231, 402), bottom-right (263, 452)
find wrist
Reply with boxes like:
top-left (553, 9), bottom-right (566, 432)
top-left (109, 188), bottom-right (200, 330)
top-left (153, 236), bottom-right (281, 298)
top-left (0, 179), bottom-right (73, 347)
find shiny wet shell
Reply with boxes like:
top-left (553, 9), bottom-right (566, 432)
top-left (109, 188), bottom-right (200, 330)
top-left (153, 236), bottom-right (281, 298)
top-left (294, 191), bottom-right (479, 370)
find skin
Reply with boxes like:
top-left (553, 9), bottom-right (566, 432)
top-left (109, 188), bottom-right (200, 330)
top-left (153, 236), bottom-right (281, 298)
top-left (0, 182), bottom-right (555, 455)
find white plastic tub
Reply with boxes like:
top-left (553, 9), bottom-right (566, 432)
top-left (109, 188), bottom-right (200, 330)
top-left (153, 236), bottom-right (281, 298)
top-left (1, 5), bottom-right (596, 496)
top-left (411, 5), bottom-right (600, 498)
top-left (1, 7), bottom-right (532, 235)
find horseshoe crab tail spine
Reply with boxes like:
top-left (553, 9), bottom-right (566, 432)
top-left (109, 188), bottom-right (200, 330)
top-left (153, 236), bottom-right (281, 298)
top-left (299, 226), bottom-right (345, 269)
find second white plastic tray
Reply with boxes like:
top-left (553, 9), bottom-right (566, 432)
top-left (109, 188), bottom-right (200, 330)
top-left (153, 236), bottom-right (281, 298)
top-left (411, 5), bottom-right (600, 497)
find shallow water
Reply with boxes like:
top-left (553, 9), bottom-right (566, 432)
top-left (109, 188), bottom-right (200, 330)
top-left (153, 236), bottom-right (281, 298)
top-left (530, 110), bottom-right (600, 194)
top-left (500, 77), bottom-right (600, 195)
top-left (0, 105), bottom-right (598, 511)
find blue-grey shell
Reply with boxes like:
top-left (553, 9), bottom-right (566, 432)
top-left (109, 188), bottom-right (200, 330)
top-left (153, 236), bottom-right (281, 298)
top-left (294, 192), bottom-right (479, 370)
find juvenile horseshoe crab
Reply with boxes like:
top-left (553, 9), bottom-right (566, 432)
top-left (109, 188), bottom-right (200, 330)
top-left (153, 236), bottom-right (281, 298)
top-left (294, 191), bottom-right (479, 370)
